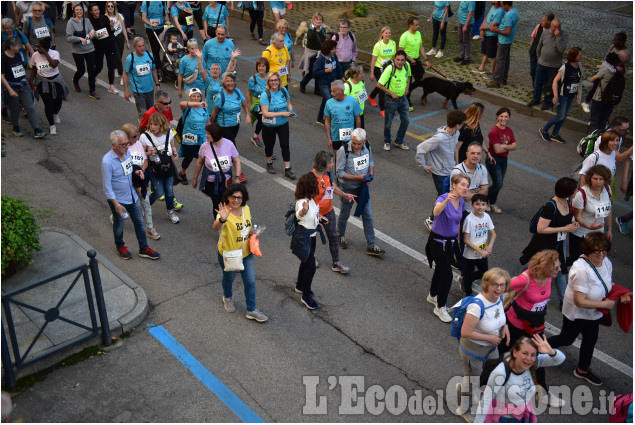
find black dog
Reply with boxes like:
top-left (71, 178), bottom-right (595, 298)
top-left (420, 77), bottom-right (476, 109)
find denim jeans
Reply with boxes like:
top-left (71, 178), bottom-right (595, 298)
top-left (554, 269), bottom-right (567, 303)
top-left (338, 185), bottom-right (376, 248)
top-left (384, 96), bottom-right (409, 144)
top-left (542, 94), bottom-right (574, 136)
top-left (486, 156), bottom-right (507, 205)
top-left (322, 209), bottom-right (339, 264)
top-left (589, 101), bottom-right (615, 133)
top-left (149, 174), bottom-right (175, 211)
top-left (107, 199), bottom-right (148, 250)
top-left (297, 236), bottom-right (317, 294)
top-left (532, 64), bottom-right (558, 105)
top-left (316, 82), bottom-right (331, 122)
top-left (217, 252), bottom-right (256, 311)
top-left (529, 54), bottom-right (537, 84)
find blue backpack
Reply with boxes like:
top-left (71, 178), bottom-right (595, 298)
top-left (450, 295), bottom-right (502, 341)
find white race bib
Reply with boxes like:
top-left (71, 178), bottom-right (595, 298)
top-left (557, 231), bottom-right (566, 241)
top-left (531, 299), bottom-right (549, 312)
top-left (11, 65), bottom-right (25, 79)
top-left (278, 65), bottom-right (288, 76)
top-left (339, 127), bottom-right (353, 141)
top-left (323, 186), bottom-right (334, 200)
top-left (185, 15), bottom-right (194, 25)
top-left (130, 152), bottom-right (145, 165)
top-left (595, 202), bottom-right (611, 218)
top-left (262, 115), bottom-right (275, 125)
top-left (568, 83), bottom-right (580, 94)
top-left (209, 155), bottom-right (230, 172)
top-left (37, 62), bottom-right (52, 72)
top-left (183, 133), bottom-right (197, 144)
top-left (136, 63), bottom-right (151, 76)
top-left (34, 26), bottom-right (50, 38)
top-left (95, 28), bottom-right (109, 39)
top-left (356, 90), bottom-right (368, 104)
top-left (83, 38), bottom-right (91, 45)
top-left (114, 27), bottom-right (122, 36)
top-left (353, 154), bottom-right (369, 171)
top-left (150, 19), bottom-right (160, 25)
top-left (236, 112), bottom-right (241, 123)
top-left (122, 157), bottom-right (133, 175)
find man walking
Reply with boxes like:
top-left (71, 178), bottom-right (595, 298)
top-left (377, 50), bottom-right (411, 151)
top-left (324, 80), bottom-right (361, 153)
top-left (486, 1), bottom-right (519, 88)
top-left (398, 17), bottom-right (430, 110)
top-left (123, 37), bottom-right (161, 122)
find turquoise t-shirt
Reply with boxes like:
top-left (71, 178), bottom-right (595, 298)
top-left (458, 1), bottom-right (475, 25)
top-left (248, 74), bottom-right (268, 98)
top-left (125, 51), bottom-right (155, 94)
top-left (283, 32), bottom-right (293, 55)
top-left (179, 55), bottom-right (205, 91)
top-left (182, 107), bottom-right (210, 144)
top-left (141, 1), bottom-right (167, 29)
top-left (432, 1), bottom-right (450, 22)
top-left (259, 88), bottom-right (289, 127)
top-left (213, 88), bottom-right (245, 127)
top-left (498, 8), bottom-right (519, 45)
top-left (170, 2), bottom-right (192, 33)
top-left (484, 6), bottom-right (505, 37)
top-left (324, 96), bottom-right (361, 142)
top-left (270, 1), bottom-right (285, 9)
top-left (202, 38), bottom-right (235, 74)
top-left (205, 77), bottom-right (222, 106)
top-left (202, 4), bottom-right (228, 28)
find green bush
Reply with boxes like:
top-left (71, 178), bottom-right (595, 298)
top-left (1, 196), bottom-right (47, 275)
top-left (353, 2), bottom-right (369, 17)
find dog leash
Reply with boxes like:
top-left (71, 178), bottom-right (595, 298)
top-left (429, 66), bottom-right (448, 80)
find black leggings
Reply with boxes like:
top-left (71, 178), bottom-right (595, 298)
top-left (114, 33), bottom-right (125, 75)
top-left (253, 111), bottom-right (263, 135)
top-left (145, 28), bottom-right (163, 73)
top-left (297, 235), bottom-right (317, 293)
top-left (36, 81), bottom-right (63, 126)
top-left (429, 239), bottom-right (454, 308)
top-left (72, 51), bottom-right (96, 92)
top-left (548, 316), bottom-right (600, 372)
top-left (180, 144), bottom-right (199, 170)
top-left (369, 67), bottom-right (386, 111)
top-left (222, 125), bottom-right (240, 145)
top-left (94, 41), bottom-right (117, 85)
top-left (248, 9), bottom-right (264, 39)
top-left (431, 18), bottom-right (447, 50)
top-left (462, 257), bottom-right (488, 297)
top-left (262, 123), bottom-right (290, 161)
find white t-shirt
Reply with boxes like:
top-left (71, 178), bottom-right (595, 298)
top-left (296, 198), bottom-right (319, 234)
top-left (127, 140), bottom-right (148, 166)
top-left (563, 257), bottom-right (612, 321)
top-left (572, 185), bottom-right (611, 238)
top-left (140, 131), bottom-right (174, 156)
top-left (451, 162), bottom-right (489, 212)
top-left (466, 293), bottom-right (506, 346)
top-left (462, 212), bottom-right (495, 259)
top-left (580, 150), bottom-right (616, 178)
top-left (108, 13), bottom-right (125, 36)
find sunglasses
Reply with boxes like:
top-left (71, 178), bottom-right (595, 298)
top-left (159, 100), bottom-right (172, 105)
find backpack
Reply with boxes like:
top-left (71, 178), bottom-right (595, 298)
top-left (529, 199), bottom-right (560, 234)
top-left (381, 60), bottom-right (410, 90)
top-left (264, 87), bottom-right (289, 103)
top-left (450, 295), bottom-right (501, 342)
top-left (479, 356), bottom-right (512, 387)
top-left (576, 128), bottom-right (604, 158)
top-left (26, 15), bottom-right (53, 41)
top-left (342, 140), bottom-right (370, 160)
top-left (610, 394), bottom-right (633, 423)
top-left (218, 87), bottom-right (244, 108)
top-left (601, 71), bottom-right (625, 105)
top-left (333, 31), bottom-right (355, 43)
top-left (284, 202), bottom-right (299, 236)
top-left (127, 51), bottom-right (154, 93)
top-left (174, 107), bottom-right (192, 144)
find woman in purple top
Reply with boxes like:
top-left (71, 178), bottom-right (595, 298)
top-left (425, 173), bottom-right (470, 323)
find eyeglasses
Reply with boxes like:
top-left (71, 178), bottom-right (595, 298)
top-left (159, 100), bottom-right (171, 105)
top-left (618, 127), bottom-right (630, 133)
top-left (269, 79), bottom-right (279, 82)
top-left (32, 9), bottom-right (42, 12)
top-left (593, 249), bottom-right (608, 254)
top-left (230, 195), bottom-right (243, 201)
top-left (491, 283), bottom-right (506, 289)
top-left (118, 142), bottom-right (130, 147)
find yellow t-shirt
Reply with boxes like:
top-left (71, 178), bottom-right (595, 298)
top-left (217, 205), bottom-right (252, 258)
top-left (378, 63), bottom-right (411, 97)
top-left (372, 39), bottom-right (397, 68)
top-left (344, 79), bottom-right (367, 113)
top-left (262, 45), bottom-right (291, 86)
top-left (398, 30), bottom-right (422, 60)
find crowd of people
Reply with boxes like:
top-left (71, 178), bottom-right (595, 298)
top-left (2, 1), bottom-right (633, 422)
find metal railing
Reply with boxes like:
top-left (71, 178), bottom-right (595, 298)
top-left (1, 250), bottom-right (111, 388)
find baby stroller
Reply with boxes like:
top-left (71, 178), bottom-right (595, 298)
top-left (158, 26), bottom-right (186, 84)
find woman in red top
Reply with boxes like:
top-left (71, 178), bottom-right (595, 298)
top-left (311, 150), bottom-right (355, 274)
top-left (485, 107), bottom-right (516, 214)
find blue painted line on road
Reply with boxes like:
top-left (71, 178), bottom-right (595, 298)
top-left (149, 325), bottom-right (264, 423)
top-left (409, 101), bottom-right (472, 122)
top-left (244, 55), bottom-right (262, 60)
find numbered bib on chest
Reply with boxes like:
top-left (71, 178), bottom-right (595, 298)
top-left (557, 231), bottom-right (567, 242)
top-left (11, 65), bottom-right (25, 79)
top-left (209, 155), bottom-right (230, 172)
top-left (339, 127), bottom-right (353, 141)
top-left (185, 15), bottom-right (194, 25)
top-left (567, 83), bottom-right (580, 94)
top-left (37, 61), bottom-right (52, 72)
top-left (262, 115), bottom-right (276, 125)
top-left (183, 133), bottom-right (197, 144)
top-left (130, 152), bottom-right (145, 165)
top-left (595, 202), bottom-right (611, 218)
top-left (531, 299), bottom-right (548, 312)
top-left (150, 18), bottom-right (160, 25)
top-left (95, 28), bottom-right (109, 39)
top-left (356, 90), bottom-right (368, 104)
top-left (34, 26), bottom-right (50, 38)
top-left (353, 154), bottom-right (369, 171)
top-left (121, 157), bottom-right (133, 175)
top-left (136, 63), bottom-right (151, 76)
top-left (323, 186), bottom-right (334, 200)
top-left (278, 65), bottom-right (288, 76)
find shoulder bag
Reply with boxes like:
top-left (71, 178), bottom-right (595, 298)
top-left (503, 271), bottom-right (530, 311)
top-left (222, 207), bottom-right (245, 271)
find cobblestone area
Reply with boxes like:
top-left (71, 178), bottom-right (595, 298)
top-left (273, 1), bottom-right (633, 125)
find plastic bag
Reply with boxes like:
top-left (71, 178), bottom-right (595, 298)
top-left (249, 225), bottom-right (266, 256)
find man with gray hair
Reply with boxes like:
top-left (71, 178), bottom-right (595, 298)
top-left (101, 130), bottom-right (160, 260)
top-left (324, 80), bottom-right (362, 152)
top-left (332, 18), bottom-right (357, 72)
top-left (202, 24), bottom-right (238, 74)
top-left (335, 128), bottom-right (385, 257)
top-left (138, 89), bottom-right (173, 133)
top-left (124, 37), bottom-right (160, 122)
top-left (262, 31), bottom-right (291, 87)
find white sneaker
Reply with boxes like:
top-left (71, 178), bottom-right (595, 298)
top-left (53, 114), bottom-right (61, 124)
top-left (167, 210), bottom-right (180, 223)
top-left (435, 51), bottom-right (444, 58)
top-left (539, 392), bottom-right (565, 408)
top-left (246, 309), bottom-right (268, 322)
top-left (222, 296), bottom-right (235, 313)
top-left (424, 217), bottom-right (434, 231)
top-left (426, 48), bottom-right (437, 56)
top-left (472, 34), bottom-right (481, 40)
top-left (384, 142), bottom-right (391, 151)
top-left (49, 125), bottom-right (57, 135)
top-left (120, 78), bottom-right (124, 86)
top-left (581, 102), bottom-right (591, 113)
top-left (434, 306), bottom-right (452, 322)
top-left (426, 293), bottom-right (438, 308)
top-left (490, 204), bottom-right (502, 214)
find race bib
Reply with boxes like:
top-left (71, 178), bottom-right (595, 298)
top-left (531, 299), bottom-right (548, 312)
top-left (595, 202), bottom-right (611, 218)
top-left (236, 112), bottom-right (241, 123)
top-left (121, 157), bottom-right (133, 175)
top-left (136, 63), bottom-right (151, 76)
top-left (83, 38), bottom-right (91, 45)
top-left (114, 27), bottom-right (122, 36)
top-left (11, 65), bottom-right (25, 79)
top-left (185, 15), bottom-right (194, 25)
top-left (37, 61), bottom-right (52, 72)
top-left (183, 133), bottom-right (197, 144)
top-left (568, 83), bottom-right (580, 94)
top-left (473, 241), bottom-right (488, 256)
top-left (278, 65), bottom-right (288, 76)
top-left (339, 127), bottom-right (353, 141)
top-left (150, 19), bottom-right (160, 25)
top-left (353, 154), bottom-right (369, 171)
top-left (209, 155), bottom-right (230, 172)
top-left (323, 186), bottom-right (334, 200)
top-left (34, 26), bottom-right (50, 38)
top-left (130, 151), bottom-right (145, 165)
top-left (557, 231), bottom-right (566, 242)
top-left (262, 115), bottom-right (275, 125)
top-left (356, 90), bottom-right (368, 104)
top-left (95, 28), bottom-right (108, 39)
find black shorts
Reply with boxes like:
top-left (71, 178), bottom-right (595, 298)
top-left (481, 35), bottom-right (498, 58)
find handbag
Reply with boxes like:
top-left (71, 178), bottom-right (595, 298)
top-left (222, 207), bottom-right (245, 271)
top-left (145, 132), bottom-right (174, 178)
top-left (582, 257), bottom-right (612, 327)
top-left (503, 271), bottom-right (530, 311)
top-left (204, 140), bottom-right (230, 195)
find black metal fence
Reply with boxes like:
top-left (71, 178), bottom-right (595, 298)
top-left (1, 250), bottom-right (111, 388)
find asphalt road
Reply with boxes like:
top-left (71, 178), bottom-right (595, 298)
top-left (4, 12), bottom-right (632, 423)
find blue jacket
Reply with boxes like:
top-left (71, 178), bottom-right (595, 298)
top-left (290, 226), bottom-right (325, 263)
top-left (313, 53), bottom-right (343, 87)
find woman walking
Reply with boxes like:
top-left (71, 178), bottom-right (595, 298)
top-left (66, 3), bottom-right (98, 99)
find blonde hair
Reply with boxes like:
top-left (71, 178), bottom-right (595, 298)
top-left (148, 112), bottom-right (170, 134)
top-left (378, 26), bottom-right (391, 40)
top-left (105, 2), bottom-right (123, 28)
top-left (265, 72), bottom-right (283, 91)
top-left (481, 267), bottom-right (510, 293)
top-left (450, 173), bottom-right (470, 189)
top-left (276, 18), bottom-right (289, 29)
top-left (464, 102), bottom-right (484, 132)
top-left (344, 65), bottom-right (363, 81)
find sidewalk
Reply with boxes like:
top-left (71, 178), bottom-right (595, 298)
top-left (1, 228), bottom-right (148, 381)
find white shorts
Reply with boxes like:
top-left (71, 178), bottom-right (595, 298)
top-left (271, 7), bottom-right (285, 15)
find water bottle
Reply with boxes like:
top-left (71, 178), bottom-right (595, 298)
top-left (121, 208), bottom-right (129, 219)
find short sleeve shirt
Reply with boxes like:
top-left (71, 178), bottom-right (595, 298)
top-left (324, 96), bottom-right (361, 142)
top-left (466, 293), bottom-right (506, 346)
top-left (179, 55), bottom-right (205, 91)
top-left (580, 150), bottom-right (616, 178)
top-left (462, 212), bottom-right (495, 259)
top-left (572, 186), bottom-right (612, 238)
top-left (259, 88), bottom-right (289, 127)
top-left (213, 89), bottom-right (245, 127)
top-left (488, 125), bottom-right (516, 157)
top-left (217, 205), bottom-right (253, 258)
top-left (485, 6), bottom-right (505, 37)
top-left (202, 38), bottom-right (235, 74)
top-left (140, 131), bottom-right (174, 156)
top-left (248, 73), bottom-right (268, 99)
top-left (128, 140), bottom-right (148, 166)
top-left (205, 77), bottom-right (223, 106)
top-left (202, 4), bottom-right (228, 27)
top-left (458, 1), bottom-right (476, 25)
top-left (262, 44), bottom-right (291, 86)
top-left (199, 139), bottom-right (238, 181)
top-left (433, 2), bottom-right (450, 22)
top-left (1, 52), bottom-right (27, 83)
top-left (498, 8), bottom-right (519, 45)
top-left (430, 193), bottom-right (465, 238)
top-left (344, 79), bottom-right (367, 113)
top-left (563, 258), bottom-right (612, 321)
top-left (182, 107), bottom-right (211, 141)
top-left (125, 51), bottom-right (155, 94)
top-left (398, 30), bottom-right (422, 60)
top-left (141, 1), bottom-right (166, 28)
top-left (378, 63), bottom-right (411, 97)
top-left (29, 49), bottom-right (60, 78)
top-left (372, 39), bottom-right (397, 68)
top-left (314, 172), bottom-right (335, 216)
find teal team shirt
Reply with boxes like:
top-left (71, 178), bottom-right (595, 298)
top-left (259, 88), bottom-right (290, 127)
top-left (324, 96), bottom-right (361, 142)
top-left (182, 107), bottom-right (211, 144)
top-left (125, 51), bottom-right (155, 94)
top-left (484, 6), bottom-right (505, 37)
top-left (141, 1), bottom-right (166, 29)
top-left (432, 2), bottom-right (450, 22)
top-left (179, 55), bottom-right (206, 92)
top-left (498, 8), bottom-right (519, 45)
top-left (213, 89), bottom-right (245, 127)
top-left (205, 77), bottom-right (222, 106)
top-left (458, 1), bottom-right (476, 25)
top-left (248, 74), bottom-right (268, 98)
top-left (202, 38), bottom-right (235, 74)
